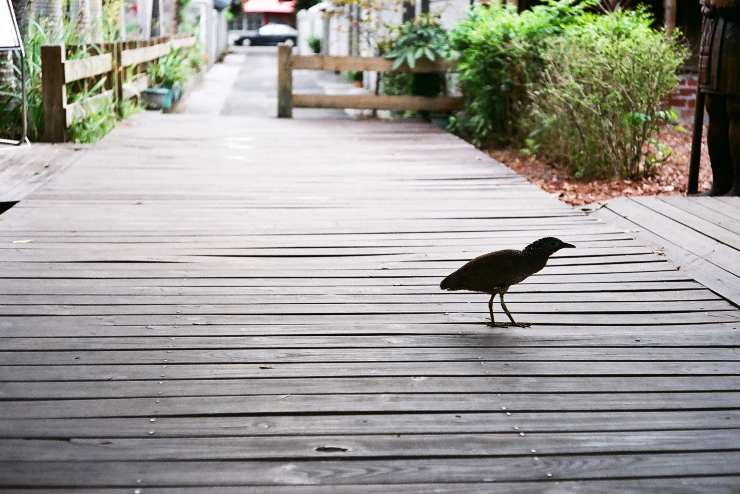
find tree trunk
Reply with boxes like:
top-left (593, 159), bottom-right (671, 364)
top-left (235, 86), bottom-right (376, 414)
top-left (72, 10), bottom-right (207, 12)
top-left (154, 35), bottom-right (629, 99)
top-left (33, 0), bottom-right (64, 42)
top-left (68, 0), bottom-right (91, 42)
top-left (12, 0), bottom-right (30, 36)
top-left (88, 0), bottom-right (103, 42)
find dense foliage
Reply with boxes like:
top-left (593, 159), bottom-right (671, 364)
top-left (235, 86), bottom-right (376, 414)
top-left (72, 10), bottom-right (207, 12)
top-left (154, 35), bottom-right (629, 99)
top-left (149, 45), bottom-right (204, 89)
top-left (0, 20), bottom-right (88, 141)
top-left (529, 9), bottom-right (686, 178)
top-left (449, 0), bottom-right (591, 146)
top-left (449, 0), bottom-right (686, 179)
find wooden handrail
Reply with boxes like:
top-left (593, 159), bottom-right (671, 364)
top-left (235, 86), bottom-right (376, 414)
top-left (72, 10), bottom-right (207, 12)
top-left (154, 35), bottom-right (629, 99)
top-left (41, 36), bottom-right (198, 142)
top-left (277, 45), bottom-right (461, 119)
top-left (291, 55), bottom-right (455, 73)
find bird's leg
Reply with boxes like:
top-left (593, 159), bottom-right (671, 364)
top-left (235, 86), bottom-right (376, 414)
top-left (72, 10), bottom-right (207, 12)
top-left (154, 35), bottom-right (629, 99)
top-left (486, 293), bottom-right (508, 328)
top-left (500, 291), bottom-right (531, 328)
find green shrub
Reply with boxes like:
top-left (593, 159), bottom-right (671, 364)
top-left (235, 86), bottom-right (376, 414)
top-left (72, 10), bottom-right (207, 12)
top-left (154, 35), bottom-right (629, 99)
top-left (528, 9), bottom-right (686, 178)
top-left (384, 13), bottom-right (450, 70)
top-left (449, 0), bottom-right (592, 146)
top-left (307, 35), bottom-right (322, 54)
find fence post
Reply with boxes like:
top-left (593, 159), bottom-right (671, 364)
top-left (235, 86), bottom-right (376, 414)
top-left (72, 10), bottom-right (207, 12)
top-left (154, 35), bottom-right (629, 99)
top-left (112, 42), bottom-right (123, 116)
top-left (41, 45), bottom-right (67, 142)
top-left (277, 43), bottom-right (293, 118)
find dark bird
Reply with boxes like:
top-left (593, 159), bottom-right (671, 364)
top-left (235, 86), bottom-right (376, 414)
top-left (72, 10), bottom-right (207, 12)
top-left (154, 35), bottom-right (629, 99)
top-left (440, 237), bottom-right (575, 327)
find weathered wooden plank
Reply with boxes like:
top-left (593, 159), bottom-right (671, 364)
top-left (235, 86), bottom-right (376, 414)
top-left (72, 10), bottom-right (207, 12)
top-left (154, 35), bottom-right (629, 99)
top-left (293, 94), bottom-right (464, 112)
top-left (594, 201), bottom-right (740, 304)
top-left (120, 42), bottom-right (171, 67)
top-left (633, 197), bottom-right (740, 253)
top-left (277, 44), bottom-right (292, 118)
top-left (291, 55), bottom-right (455, 74)
top-left (63, 53), bottom-right (113, 83)
top-left (2, 346), bottom-right (737, 366)
top-left (3, 361), bottom-right (733, 381)
top-left (0, 300), bottom-right (730, 317)
top-left (170, 36), bottom-right (197, 49)
top-left (40, 45), bottom-right (67, 142)
top-left (122, 73), bottom-right (149, 100)
top-left (2, 452), bottom-right (740, 485)
top-left (2, 376), bottom-right (738, 400)
top-left (3, 411), bottom-right (739, 438)
top-left (4, 478), bottom-right (740, 494)
top-left (661, 197), bottom-right (740, 237)
top-left (64, 89), bottom-right (115, 127)
top-left (0, 311), bottom-right (732, 327)
top-left (0, 288), bottom-right (721, 305)
top-left (4, 430), bottom-right (740, 461)
top-left (2, 392), bottom-right (739, 419)
top-left (0, 324), bottom-right (736, 347)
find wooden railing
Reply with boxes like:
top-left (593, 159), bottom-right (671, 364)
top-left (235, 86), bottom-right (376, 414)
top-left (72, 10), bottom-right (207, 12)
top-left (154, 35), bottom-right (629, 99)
top-left (277, 45), bottom-right (463, 118)
top-left (42, 36), bottom-right (197, 142)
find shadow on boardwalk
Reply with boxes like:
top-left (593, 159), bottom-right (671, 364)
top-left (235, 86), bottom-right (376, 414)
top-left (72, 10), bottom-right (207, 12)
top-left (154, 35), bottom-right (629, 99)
top-left (0, 47), bottom-right (739, 491)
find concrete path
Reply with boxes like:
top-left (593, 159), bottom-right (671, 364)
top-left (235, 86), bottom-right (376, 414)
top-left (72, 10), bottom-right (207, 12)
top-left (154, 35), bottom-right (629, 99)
top-left (180, 46), bottom-right (352, 118)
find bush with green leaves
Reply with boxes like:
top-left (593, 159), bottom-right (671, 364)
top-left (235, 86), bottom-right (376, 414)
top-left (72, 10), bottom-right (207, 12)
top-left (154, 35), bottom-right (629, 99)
top-left (449, 0), bottom-right (592, 146)
top-left (528, 8), bottom-right (686, 178)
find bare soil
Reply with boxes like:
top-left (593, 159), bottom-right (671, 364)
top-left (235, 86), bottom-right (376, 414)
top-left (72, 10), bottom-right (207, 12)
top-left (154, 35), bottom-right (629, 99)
top-left (488, 125), bottom-right (713, 206)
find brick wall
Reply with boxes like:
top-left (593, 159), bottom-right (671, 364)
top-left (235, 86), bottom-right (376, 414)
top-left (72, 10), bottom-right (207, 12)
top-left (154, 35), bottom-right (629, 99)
top-left (670, 72), bottom-right (699, 122)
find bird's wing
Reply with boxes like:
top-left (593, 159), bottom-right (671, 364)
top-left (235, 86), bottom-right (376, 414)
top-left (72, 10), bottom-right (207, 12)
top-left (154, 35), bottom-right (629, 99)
top-left (446, 250), bottom-right (528, 292)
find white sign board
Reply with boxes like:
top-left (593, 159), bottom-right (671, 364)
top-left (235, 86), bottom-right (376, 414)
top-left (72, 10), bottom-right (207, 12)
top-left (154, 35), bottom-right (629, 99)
top-left (0, 0), bottom-right (22, 52)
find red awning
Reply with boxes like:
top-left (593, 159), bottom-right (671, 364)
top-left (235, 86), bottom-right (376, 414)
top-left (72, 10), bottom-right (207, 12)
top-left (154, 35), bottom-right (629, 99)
top-left (243, 0), bottom-right (295, 14)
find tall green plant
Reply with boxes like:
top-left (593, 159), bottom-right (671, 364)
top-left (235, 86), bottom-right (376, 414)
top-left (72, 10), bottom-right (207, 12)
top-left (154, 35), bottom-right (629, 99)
top-left (528, 9), bottom-right (686, 178)
top-left (383, 13), bottom-right (450, 70)
top-left (449, 0), bottom-right (594, 146)
top-left (0, 20), bottom-right (60, 140)
top-left (148, 45), bottom-right (203, 88)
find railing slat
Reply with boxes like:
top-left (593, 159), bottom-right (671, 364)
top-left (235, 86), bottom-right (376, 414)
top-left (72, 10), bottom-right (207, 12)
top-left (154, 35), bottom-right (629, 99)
top-left (121, 42), bottom-right (171, 67)
top-left (293, 94), bottom-right (463, 112)
top-left (122, 73), bottom-right (150, 100)
top-left (291, 55), bottom-right (455, 73)
top-left (65, 89), bottom-right (115, 126)
top-left (171, 36), bottom-right (197, 49)
top-left (63, 54), bottom-right (113, 83)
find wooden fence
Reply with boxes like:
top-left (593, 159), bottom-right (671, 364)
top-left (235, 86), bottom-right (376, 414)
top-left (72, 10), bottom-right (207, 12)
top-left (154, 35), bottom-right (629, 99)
top-left (42, 36), bottom-right (197, 142)
top-left (276, 44), bottom-right (463, 118)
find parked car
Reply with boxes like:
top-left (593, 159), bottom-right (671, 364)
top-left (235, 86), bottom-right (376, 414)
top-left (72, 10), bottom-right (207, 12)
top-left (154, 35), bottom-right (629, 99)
top-left (235, 24), bottom-right (297, 46)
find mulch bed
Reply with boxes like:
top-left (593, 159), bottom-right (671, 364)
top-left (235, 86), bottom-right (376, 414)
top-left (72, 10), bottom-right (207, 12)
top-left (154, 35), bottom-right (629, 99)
top-left (488, 125), bottom-right (713, 206)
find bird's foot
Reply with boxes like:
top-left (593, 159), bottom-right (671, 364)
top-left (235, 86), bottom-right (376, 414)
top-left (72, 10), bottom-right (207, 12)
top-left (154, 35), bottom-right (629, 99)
top-left (487, 321), bottom-right (531, 328)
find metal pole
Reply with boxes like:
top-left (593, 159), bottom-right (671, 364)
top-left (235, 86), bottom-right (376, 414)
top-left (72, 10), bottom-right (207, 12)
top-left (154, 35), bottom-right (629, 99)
top-left (20, 50), bottom-right (29, 145)
top-left (688, 89), bottom-right (705, 195)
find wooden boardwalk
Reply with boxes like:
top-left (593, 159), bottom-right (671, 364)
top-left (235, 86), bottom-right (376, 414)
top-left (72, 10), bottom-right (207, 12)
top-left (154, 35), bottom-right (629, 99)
top-left (1, 111), bottom-right (739, 492)
top-left (595, 196), bottom-right (740, 305)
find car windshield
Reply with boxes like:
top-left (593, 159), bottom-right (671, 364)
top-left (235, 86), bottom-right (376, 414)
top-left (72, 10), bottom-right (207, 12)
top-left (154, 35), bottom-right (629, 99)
top-left (258, 24), bottom-right (296, 36)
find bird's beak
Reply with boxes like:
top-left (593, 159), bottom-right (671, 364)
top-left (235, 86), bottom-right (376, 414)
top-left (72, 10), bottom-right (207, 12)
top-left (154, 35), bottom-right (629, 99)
top-left (561, 242), bottom-right (576, 249)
